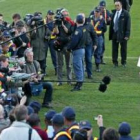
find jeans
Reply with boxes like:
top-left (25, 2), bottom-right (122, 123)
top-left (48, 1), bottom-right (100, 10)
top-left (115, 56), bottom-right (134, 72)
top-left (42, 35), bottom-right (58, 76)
top-left (85, 44), bottom-right (93, 76)
top-left (72, 49), bottom-right (85, 82)
top-left (42, 82), bottom-right (53, 104)
top-left (46, 40), bottom-right (57, 69)
top-left (23, 82), bottom-right (53, 105)
top-left (94, 36), bottom-right (103, 64)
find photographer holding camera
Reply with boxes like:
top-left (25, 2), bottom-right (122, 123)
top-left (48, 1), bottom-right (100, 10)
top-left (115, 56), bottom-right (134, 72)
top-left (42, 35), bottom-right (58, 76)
top-left (29, 12), bottom-right (48, 75)
top-left (44, 10), bottom-right (57, 75)
top-left (13, 21), bottom-right (30, 58)
top-left (0, 14), bottom-right (9, 33)
top-left (54, 8), bottom-right (72, 86)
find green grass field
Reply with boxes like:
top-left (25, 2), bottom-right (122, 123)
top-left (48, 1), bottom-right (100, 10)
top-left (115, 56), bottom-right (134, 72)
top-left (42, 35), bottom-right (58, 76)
top-left (0, 0), bottom-right (140, 138)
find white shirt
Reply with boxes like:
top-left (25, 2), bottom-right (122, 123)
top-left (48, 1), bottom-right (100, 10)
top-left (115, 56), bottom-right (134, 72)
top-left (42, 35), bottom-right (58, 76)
top-left (114, 9), bottom-right (122, 23)
top-left (0, 121), bottom-right (41, 140)
top-left (47, 125), bottom-right (55, 138)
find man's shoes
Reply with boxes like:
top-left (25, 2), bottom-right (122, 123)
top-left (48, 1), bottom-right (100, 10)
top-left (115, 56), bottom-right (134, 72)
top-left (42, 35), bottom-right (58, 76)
top-left (57, 82), bottom-right (62, 86)
top-left (71, 82), bottom-right (82, 91)
top-left (96, 68), bottom-right (101, 72)
top-left (101, 60), bottom-right (106, 65)
top-left (71, 86), bottom-right (81, 91)
top-left (87, 75), bottom-right (93, 79)
top-left (67, 81), bottom-right (72, 86)
top-left (122, 64), bottom-right (126, 67)
top-left (114, 64), bottom-right (118, 68)
top-left (42, 103), bottom-right (53, 108)
top-left (95, 64), bottom-right (101, 72)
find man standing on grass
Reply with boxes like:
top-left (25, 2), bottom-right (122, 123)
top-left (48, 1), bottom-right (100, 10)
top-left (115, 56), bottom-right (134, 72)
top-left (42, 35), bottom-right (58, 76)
top-left (109, 0), bottom-right (131, 67)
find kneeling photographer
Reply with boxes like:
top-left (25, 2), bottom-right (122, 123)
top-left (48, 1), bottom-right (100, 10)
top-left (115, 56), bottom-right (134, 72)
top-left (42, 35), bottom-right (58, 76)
top-left (53, 8), bottom-right (73, 85)
top-left (21, 49), bottom-right (53, 108)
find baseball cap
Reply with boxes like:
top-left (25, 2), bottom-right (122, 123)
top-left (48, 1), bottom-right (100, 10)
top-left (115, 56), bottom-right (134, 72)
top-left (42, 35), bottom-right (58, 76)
top-left (47, 10), bottom-right (54, 15)
top-left (95, 7), bottom-right (101, 12)
top-left (99, 1), bottom-right (106, 7)
top-left (27, 106), bottom-right (34, 115)
top-left (51, 113), bottom-right (64, 125)
top-left (29, 101), bottom-right (41, 113)
top-left (79, 120), bottom-right (92, 130)
top-left (45, 110), bottom-right (56, 121)
top-left (118, 122), bottom-right (131, 136)
top-left (76, 15), bottom-right (84, 24)
top-left (2, 31), bottom-right (11, 38)
top-left (62, 106), bottom-right (76, 120)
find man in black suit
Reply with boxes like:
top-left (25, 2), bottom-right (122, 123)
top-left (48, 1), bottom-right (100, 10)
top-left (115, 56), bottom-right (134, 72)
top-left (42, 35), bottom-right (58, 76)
top-left (114, 0), bottom-right (133, 11)
top-left (109, 0), bottom-right (131, 67)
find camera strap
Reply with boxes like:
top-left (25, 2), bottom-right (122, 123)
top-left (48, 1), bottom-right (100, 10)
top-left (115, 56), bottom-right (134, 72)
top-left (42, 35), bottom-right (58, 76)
top-left (28, 128), bottom-right (32, 140)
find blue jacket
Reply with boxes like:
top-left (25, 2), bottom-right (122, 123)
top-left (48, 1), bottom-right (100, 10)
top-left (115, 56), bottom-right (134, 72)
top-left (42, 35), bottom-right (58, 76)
top-left (120, 136), bottom-right (133, 140)
top-left (67, 25), bottom-right (86, 51)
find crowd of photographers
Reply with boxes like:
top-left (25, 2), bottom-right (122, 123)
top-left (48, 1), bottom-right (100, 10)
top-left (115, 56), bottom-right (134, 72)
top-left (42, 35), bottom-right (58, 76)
top-left (0, 0), bottom-right (135, 139)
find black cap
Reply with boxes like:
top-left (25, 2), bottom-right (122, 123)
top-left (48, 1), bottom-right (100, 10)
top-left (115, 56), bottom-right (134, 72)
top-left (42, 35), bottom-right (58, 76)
top-left (118, 122), bottom-right (131, 136)
top-left (2, 31), bottom-right (11, 38)
top-left (45, 110), bottom-right (56, 121)
top-left (51, 113), bottom-right (64, 125)
top-left (79, 120), bottom-right (92, 130)
top-left (76, 15), bottom-right (84, 24)
top-left (29, 101), bottom-right (41, 113)
top-left (47, 10), bottom-right (54, 15)
top-left (62, 106), bottom-right (76, 120)
top-left (27, 106), bottom-right (34, 115)
top-left (99, 1), bottom-right (106, 7)
top-left (95, 7), bottom-right (101, 12)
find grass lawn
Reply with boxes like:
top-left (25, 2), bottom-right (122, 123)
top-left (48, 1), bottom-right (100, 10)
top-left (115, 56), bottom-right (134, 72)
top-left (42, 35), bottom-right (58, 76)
top-left (0, 0), bottom-right (140, 138)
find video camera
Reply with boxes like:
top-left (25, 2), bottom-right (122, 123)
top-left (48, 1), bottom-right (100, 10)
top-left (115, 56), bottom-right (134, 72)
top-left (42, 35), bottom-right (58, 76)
top-left (0, 28), bottom-right (16, 40)
top-left (0, 24), bottom-right (7, 32)
top-left (24, 13), bottom-right (43, 27)
top-left (54, 8), bottom-right (65, 26)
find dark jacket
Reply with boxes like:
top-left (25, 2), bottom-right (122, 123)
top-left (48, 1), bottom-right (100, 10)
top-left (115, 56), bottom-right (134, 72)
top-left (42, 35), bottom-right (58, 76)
top-left (53, 128), bottom-right (71, 140)
top-left (66, 122), bottom-right (79, 138)
top-left (30, 26), bottom-right (47, 61)
top-left (84, 23), bottom-right (97, 46)
top-left (14, 34), bottom-right (30, 58)
top-left (120, 136), bottom-right (133, 140)
top-left (109, 9), bottom-right (131, 42)
top-left (67, 25), bottom-right (86, 51)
